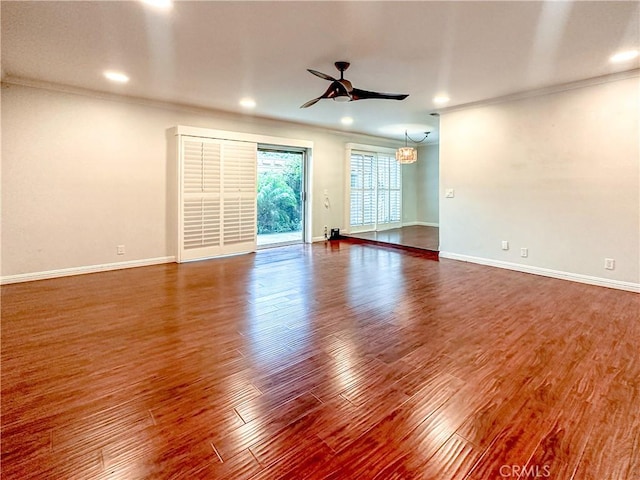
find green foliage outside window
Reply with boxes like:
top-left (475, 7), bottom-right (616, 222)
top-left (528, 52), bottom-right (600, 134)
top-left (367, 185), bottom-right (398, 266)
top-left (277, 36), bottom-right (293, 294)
top-left (257, 157), bottom-right (302, 234)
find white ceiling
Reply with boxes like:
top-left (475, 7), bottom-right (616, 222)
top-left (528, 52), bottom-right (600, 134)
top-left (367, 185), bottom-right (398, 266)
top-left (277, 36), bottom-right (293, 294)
top-left (2, 1), bottom-right (639, 141)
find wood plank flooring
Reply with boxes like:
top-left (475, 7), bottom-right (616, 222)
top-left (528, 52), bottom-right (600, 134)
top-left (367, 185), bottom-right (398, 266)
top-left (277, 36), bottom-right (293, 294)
top-left (2, 242), bottom-right (638, 479)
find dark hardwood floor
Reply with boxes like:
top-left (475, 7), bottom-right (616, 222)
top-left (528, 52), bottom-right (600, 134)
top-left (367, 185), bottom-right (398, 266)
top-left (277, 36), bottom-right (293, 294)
top-left (2, 242), bottom-right (638, 479)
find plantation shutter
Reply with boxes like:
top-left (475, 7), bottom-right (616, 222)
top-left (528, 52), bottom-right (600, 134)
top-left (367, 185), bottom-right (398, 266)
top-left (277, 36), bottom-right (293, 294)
top-left (349, 152), bottom-right (376, 232)
top-left (221, 141), bottom-right (257, 254)
top-left (377, 152), bottom-right (401, 228)
top-left (377, 154), bottom-right (390, 224)
top-left (178, 136), bottom-right (256, 262)
top-left (389, 155), bottom-right (401, 224)
top-left (349, 149), bottom-right (401, 233)
top-left (181, 138), bottom-right (222, 261)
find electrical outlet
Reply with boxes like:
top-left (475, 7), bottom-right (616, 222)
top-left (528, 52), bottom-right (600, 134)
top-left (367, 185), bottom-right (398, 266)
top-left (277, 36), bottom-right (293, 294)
top-left (501, 241), bottom-right (509, 250)
top-left (604, 258), bottom-right (615, 270)
top-left (117, 245), bottom-right (125, 255)
top-left (520, 247), bottom-right (528, 258)
top-left (324, 225), bottom-right (328, 239)
top-left (445, 188), bottom-right (455, 198)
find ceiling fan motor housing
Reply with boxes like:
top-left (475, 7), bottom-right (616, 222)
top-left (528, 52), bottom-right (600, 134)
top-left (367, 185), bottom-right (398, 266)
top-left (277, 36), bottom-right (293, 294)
top-left (335, 61), bottom-right (350, 74)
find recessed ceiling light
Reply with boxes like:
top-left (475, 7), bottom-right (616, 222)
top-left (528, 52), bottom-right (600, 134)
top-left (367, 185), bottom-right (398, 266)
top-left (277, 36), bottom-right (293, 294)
top-left (140, 0), bottom-right (173, 10)
top-left (239, 98), bottom-right (256, 109)
top-left (433, 95), bottom-right (450, 105)
top-left (609, 50), bottom-right (639, 63)
top-left (104, 71), bottom-right (129, 84)
top-left (341, 117), bottom-right (354, 125)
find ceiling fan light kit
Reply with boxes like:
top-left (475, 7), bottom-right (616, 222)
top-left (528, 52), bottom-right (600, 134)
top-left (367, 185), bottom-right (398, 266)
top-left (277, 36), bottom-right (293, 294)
top-left (301, 61), bottom-right (409, 108)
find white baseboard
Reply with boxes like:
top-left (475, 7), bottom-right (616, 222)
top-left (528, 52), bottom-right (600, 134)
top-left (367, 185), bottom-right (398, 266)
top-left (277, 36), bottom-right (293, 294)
top-left (438, 252), bottom-right (640, 293)
top-left (402, 221), bottom-right (439, 228)
top-left (312, 236), bottom-right (328, 242)
top-left (1, 256), bottom-right (176, 285)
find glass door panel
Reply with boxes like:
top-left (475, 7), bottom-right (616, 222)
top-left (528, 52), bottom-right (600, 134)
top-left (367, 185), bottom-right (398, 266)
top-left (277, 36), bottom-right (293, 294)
top-left (257, 148), bottom-right (305, 247)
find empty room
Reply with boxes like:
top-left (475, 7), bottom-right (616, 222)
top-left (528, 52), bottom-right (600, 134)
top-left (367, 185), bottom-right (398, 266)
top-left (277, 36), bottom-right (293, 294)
top-left (1, 1), bottom-right (639, 479)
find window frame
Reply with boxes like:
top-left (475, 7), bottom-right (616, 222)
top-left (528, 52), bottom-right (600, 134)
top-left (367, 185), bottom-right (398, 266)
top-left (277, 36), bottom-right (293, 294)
top-left (345, 143), bottom-right (402, 234)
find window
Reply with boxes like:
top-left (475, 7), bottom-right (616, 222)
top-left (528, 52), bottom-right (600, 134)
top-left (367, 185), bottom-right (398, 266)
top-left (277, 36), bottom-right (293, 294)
top-left (347, 145), bottom-right (401, 232)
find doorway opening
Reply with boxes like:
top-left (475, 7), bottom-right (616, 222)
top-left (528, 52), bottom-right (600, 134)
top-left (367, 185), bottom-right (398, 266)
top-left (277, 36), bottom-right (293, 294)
top-left (257, 147), bottom-right (306, 248)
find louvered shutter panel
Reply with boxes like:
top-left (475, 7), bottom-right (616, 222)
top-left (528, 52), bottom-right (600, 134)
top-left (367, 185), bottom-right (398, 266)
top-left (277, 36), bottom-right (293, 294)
top-left (389, 155), bottom-right (401, 223)
top-left (222, 141), bottom-right (257, 253)
top-left (362, 155), bottom-right (376, 227)
top-left (180, 139), bottom-right (222, 261)
top-left (349, 152), bottom-right (376, 232)
top-left (350, 154), bottom-right (363, 226)
top-left (377, 154), bottom-right (390, 224)
top-left (178, 137), bottom-right (257, 262)
top-left (348, 149), bottom-right (401, 233)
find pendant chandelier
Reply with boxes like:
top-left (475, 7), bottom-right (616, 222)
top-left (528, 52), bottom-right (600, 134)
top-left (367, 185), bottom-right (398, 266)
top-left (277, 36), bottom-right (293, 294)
top-left (396, 130), bottom-right (430, 164)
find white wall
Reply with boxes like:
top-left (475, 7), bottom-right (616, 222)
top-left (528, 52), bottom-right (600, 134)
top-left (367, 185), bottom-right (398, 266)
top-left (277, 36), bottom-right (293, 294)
top-left (401, 162), bottom-right (418, 224)
top-left (439, 75), bottom-right (640, 290)
top-left (402, 145), bottom-right (440, 226)
top-left (416, 144), bottom-right (439, 225)
top-left (1, 82), bottom-right (399, 279)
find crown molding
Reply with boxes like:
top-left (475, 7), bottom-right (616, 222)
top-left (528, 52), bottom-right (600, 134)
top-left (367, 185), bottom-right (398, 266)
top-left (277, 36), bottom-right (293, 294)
top-left (435, 68), bottom-right (640, 115)
top-left (1, 75), bottom-right (403, 145)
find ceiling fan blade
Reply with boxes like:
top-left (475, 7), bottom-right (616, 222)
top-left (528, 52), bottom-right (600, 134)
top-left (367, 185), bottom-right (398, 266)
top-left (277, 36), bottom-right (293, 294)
top-left (307, 69), bottom-right (336, 81)
top-left (300, 97), bottom-right (322, 108)
top-left (350, 88), bottom-right (409, 101)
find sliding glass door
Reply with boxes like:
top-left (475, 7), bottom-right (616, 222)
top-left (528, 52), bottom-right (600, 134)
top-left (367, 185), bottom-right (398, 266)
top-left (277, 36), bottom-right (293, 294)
top-left (256, 148), bottom-right (305, 247)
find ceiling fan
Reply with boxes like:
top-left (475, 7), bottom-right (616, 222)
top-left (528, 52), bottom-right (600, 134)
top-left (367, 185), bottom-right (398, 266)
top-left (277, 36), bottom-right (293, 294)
top-left (300, 61), bottom-right (409, 108)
